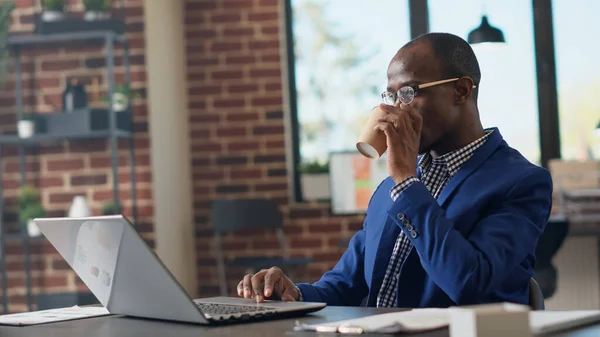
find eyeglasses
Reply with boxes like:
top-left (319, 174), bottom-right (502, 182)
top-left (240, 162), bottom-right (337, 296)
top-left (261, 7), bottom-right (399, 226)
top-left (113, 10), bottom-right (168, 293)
top-left (381, 78), bottom-right (477, 105)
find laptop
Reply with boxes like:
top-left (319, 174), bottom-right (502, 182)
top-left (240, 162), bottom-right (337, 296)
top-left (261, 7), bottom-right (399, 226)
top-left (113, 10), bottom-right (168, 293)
top-left (34, 215), bottom-right (326, 324)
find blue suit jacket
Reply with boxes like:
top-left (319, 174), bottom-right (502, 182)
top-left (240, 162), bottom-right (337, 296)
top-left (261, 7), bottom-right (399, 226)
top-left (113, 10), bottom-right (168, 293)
top-left (297, 128), bottom-right (553, 307)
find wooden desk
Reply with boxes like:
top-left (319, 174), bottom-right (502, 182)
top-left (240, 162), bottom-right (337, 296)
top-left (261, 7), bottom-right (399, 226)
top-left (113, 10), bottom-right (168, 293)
top-left (0, 306), bottom-right (599, 337)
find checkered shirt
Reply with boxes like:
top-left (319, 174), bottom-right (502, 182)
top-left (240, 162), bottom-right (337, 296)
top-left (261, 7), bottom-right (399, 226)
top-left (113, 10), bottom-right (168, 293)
top-left (376, 131), bottom-right (492, 307)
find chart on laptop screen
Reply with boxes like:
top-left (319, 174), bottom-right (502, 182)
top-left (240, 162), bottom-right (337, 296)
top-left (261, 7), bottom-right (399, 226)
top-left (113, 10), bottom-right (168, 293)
top-left (329, 152), bottom-right (388, 215)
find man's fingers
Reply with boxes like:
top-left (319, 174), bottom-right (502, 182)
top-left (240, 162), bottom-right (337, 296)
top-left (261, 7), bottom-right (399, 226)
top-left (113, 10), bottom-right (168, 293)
top-left (242, 274), bottom-right (254, 299)
top-left (263, 267), bottom-right (283, 298)
top-left (237, 280), bottom-right (244, 297)
top-left (251, 270), bottom-right (269, 302)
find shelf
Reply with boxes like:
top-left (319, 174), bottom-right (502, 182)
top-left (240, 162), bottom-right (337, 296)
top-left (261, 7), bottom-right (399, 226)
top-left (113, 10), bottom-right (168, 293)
top-left (0, 129), bottom-right (132, 145)
top-left (8, 31), bottom-right (126, 49)
top-left (0, 232), bottom-right (44, 241)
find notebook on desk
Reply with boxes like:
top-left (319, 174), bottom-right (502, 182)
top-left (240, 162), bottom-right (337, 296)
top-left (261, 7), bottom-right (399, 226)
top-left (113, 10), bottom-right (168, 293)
top-left (295, 308), bottom-right (600, 335)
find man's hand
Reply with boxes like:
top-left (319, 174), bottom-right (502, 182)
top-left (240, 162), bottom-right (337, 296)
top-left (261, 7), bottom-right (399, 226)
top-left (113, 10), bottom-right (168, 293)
top-left (376, 103), bottom-right (423, 183)
top-left (236, 267), bottom-right (299, 303)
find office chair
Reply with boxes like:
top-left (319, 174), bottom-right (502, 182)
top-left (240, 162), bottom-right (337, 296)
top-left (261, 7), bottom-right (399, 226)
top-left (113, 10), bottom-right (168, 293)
top-left (534, 218), bottom-right (568, 298)
top-left (211, 199), bottom-right (313, 296)
top-left (529, 277), bottom-right (545, 310)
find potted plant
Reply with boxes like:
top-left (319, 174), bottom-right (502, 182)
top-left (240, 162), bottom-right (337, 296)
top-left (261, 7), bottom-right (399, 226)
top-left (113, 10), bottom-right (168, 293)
top-left (99, 83), bottom-right (139, 111)
top-left (18, 185), bottom-right (46, 237)
top-left (101, 200), bottom-right (122, 215)
top-left (17, 114), bottom-right (35, 138)
top-left (83, 0), bottom-right (111, 21)
top-left (41, 0), bottom-right (66, 22)
top-left (299, 160), bottom-right (331, 200)
top-left (0, 1), bottom-right (14, 88)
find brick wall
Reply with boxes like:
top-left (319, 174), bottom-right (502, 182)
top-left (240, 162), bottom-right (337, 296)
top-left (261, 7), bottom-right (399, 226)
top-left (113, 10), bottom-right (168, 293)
top-left (0, 0), bottom-right (367, 312)
top-left (184, 0), bottom-right (365, 297)
top-left (0, 0), bottom-right (151, 312)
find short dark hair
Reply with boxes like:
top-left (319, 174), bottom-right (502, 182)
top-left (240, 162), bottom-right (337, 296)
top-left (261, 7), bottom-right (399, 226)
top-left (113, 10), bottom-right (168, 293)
top-left (407, 32), bottom-right (481, 96)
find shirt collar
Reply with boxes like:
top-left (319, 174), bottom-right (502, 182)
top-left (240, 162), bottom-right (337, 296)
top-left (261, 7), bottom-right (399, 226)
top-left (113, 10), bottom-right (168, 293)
top-left (419, 129), bottom-right (493, 177)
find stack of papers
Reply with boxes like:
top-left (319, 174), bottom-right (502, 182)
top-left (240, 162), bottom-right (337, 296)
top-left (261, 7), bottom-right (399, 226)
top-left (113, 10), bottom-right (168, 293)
top-left (295, 309), bottom-right (600, 335)
top-left (0, 306), bottom-right (111, 326)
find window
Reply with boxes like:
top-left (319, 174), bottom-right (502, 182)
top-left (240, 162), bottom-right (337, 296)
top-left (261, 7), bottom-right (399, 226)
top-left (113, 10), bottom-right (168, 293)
top-left (290, 0), bottom-right (410, 168)
top-left (553, 0), bottom-right (600, 160)
top-left (429, 0), bottom-right (541, 164)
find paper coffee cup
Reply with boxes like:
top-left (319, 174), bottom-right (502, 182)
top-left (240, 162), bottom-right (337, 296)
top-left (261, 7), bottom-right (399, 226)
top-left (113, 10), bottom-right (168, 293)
top-left (356, 106), bottom-right (388, 159)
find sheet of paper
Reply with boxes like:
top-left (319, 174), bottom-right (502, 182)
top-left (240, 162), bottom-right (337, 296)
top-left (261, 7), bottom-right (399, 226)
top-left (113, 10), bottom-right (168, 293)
top-left (295, 309), bottom-right (449, 334)
top-left (295, 308), bottom-right (600, 335)
top-left (0, 306), bottom-right (110, 326)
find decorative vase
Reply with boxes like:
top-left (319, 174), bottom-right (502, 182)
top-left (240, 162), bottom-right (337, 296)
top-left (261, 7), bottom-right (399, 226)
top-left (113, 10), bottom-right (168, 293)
top-left (27, 219), bottom-right (41, 237)
top-left (41, 11), bottom-right (65, 22)
top-left (17, 120), bottom-right (34, 138)
top-left (68, 196), bottom-right (91, 218)
top-left (84, 11), bottom-right (110, 21)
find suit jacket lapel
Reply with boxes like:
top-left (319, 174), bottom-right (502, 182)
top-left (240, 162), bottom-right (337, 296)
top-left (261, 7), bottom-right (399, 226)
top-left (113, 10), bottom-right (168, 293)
top-left (437, 128), bottom-right (504, 206)
top-left (367, 211), bottom-right (401, 306)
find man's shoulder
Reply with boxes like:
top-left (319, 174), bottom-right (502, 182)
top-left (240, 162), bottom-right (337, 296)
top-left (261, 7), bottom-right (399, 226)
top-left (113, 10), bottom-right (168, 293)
top-left (481, 141), bottom-right (552, 187)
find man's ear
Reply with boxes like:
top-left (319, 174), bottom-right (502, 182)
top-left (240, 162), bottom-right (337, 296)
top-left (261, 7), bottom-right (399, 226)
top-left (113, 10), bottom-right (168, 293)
top-left (454, 77), bottom-right (474, 104)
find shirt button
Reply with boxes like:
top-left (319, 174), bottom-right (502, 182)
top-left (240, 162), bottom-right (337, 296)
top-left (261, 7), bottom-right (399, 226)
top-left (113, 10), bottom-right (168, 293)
top-left (397, 213), bottom-right (405, 221)
top-left (406, 224), bottom-right (414, 231)
top-left (410, 230), bottom-right (418, 239)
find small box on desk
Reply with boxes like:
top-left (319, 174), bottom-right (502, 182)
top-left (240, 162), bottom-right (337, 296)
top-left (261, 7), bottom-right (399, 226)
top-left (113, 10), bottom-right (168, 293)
top-left (38, 108), bottom-right (132, 136)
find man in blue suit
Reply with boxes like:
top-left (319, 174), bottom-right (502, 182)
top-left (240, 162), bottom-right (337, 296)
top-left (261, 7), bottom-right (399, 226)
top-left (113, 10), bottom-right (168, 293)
top-left (237, 33), bottom-right (553, 308)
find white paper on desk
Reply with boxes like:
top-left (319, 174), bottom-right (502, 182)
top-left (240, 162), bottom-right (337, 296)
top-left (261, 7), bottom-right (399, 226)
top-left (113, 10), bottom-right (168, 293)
top-left (0, 306), bottom-right (111, 326)
top-left (295, 309), bottom-right (449, 334)
top-left (295, 309), bottom-right (600, 335)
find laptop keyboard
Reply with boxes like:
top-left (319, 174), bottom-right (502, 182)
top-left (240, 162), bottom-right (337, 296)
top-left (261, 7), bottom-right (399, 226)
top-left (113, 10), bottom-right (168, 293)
top-left (196, 302), bottom-right (277, 316)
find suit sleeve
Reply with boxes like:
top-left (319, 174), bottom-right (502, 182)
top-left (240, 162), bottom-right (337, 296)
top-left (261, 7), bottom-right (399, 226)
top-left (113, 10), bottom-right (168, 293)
top-left (294, 180), bottom-right (390, 305)
top-left (387, 168), bottom-right (552, 304)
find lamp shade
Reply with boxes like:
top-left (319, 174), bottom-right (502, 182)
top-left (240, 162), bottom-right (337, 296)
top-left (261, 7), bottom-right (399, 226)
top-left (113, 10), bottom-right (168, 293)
top-left (468, 16), bottom-right (506, 44)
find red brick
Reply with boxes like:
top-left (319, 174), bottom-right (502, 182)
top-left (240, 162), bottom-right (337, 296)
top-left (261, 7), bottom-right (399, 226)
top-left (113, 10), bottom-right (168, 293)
top-left (266, 110), bottom-right (283, 119)
top-left (252, 97), bottom-right (282, 107)
top-left (211, 70), bottom-right (244, 80)
top-left (90, 156), bottom-right (127, 169)
top-left (223, 27), bottom-right (255, 37)
top-left (226, 112), bottom-right (259, 121)
top-left (225, 55), bottom-right (257, 65)
top-left (129, 37), bottom-right (145, 49)
top-left (71, 174), bottom-right (108, 186)
top-left (35, 77), bottom-right (61, 89)
top-left (40, 177), bottom-right (65, 188)
top-left (118, 171), bottom-right (152, 184)
top-left (190, 85), bottom-right (224, 96)
top-left (265, 83), bottom-right (282, 91)
top-left (52, 259), bottom-right (71, 270)
top-left (266, 139), bottom-right (285, 149)
top-left (68, 140), bottom-right (107, 153)
top-left (227, 140), bottom-right (260, 152)
top-left (222, 241), bottom-right (248, 251)
top-left (15, 0), bottom-right (34, 8)
top-left (230, 169), bottom-right (262, 180)
top-left (248, 40), bottom-right (279, 50)
top-left (46, 158), bottom-right (84, 171)
top-left (211, 42), bottom-right (243, 52)
top-left (261, 25), bottom-right (279, 35)
top-left (211, 13), bottom-right (242, 23)
top-left (188, 57), bottom-right (219, 67)
top-left (190, 129), bottom-right (210, 139)
top-left (258, 0), bottom-right (279, 6)
top-left (228, 83), bottom-right (259, 93)
top-left (215, 156), bottom-right (248, 166)
top-left (193, 171), bottom-right (226, 180)
top-left (186, 1), bottom-right (217, 10)
top-left (215, 184), bottom-right (249, 194)
top-left (115, 70), bottom-right (146, 83)
top-left (289, 208), bottom-right (323, 219)
top-left (128, 21), bottom-right (145, 33)
top-left (290, 238), bottom-right (322, 249)
top-left (186, 28), bottom-right (217, 39)
top-left (255, 183), bottom-right (287, 192)
top-left (124, 6), bottom-right (144, 17)
top-left (191, 143), bottom-right (222, 153)
top-left (250, 238), bottom-right (280, 250)
top-left (5, 162), bottom-right (40, 174)
top-left (253, 125), bottom-right (284, 135)
top-left (261, 54), bottom-right (281, 62)
top-left (49, 192), bottom-right (81, 204)
top-left (213, 99), bottom-right (246, 109)
top-left (254, 154), bottom-right (285, 163)
top-left (250, 68), bottom-right (281, 78)
top-left (190, 114), bottom-right (220, 123)
top-left (41, 59), bottom-right (80, 71)
top-left (308, 223), bottom-right (342, 233)
top-left (3, 180), bottom-right (19, 190)
top-left (248, 11), bottom-right (279, 22)
top-left (216, 126), bottom-right (247, 137)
